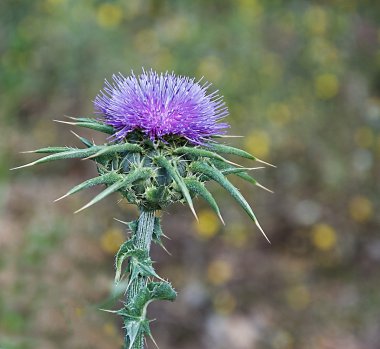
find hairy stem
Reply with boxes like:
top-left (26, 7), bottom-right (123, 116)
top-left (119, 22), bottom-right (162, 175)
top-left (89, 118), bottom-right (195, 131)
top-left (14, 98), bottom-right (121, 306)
top-left (126, 209), bottom-right (155, 349)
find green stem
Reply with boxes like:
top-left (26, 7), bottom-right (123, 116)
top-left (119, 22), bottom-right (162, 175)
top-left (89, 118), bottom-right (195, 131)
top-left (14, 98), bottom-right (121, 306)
top-left (126, 209), bottom-right (155, 349)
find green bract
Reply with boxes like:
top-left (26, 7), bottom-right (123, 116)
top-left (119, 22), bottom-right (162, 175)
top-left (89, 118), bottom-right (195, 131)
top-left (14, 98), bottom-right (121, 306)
top-left (14, 117), bottom-right (272, 233)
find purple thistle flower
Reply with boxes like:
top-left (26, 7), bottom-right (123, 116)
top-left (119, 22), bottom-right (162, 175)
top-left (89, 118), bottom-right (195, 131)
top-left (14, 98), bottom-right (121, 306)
top-left (94, 69), bottom-right (230, 145)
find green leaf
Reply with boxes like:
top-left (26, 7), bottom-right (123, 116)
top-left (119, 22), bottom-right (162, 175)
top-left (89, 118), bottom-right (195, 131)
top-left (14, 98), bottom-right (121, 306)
top-left (173, 146), bottom-right (242, 167)
top-left (147, 281), bottom-right (177, 302)
top-left (114, 239), bottom-right (135, 283)
top-left (154, 156), bottom-right (198, 221)
top-left (221, 166), bottom-right (264, 175)
top-left (54, 118), bottom-right (115, 134)
top-left (120, 281), bottom-right (176, 349)
top-left (11, 146), bottom-right (102, 170)
top-left (75, 168), bottom-right (153, 213)
top-left (234, 171), bottom-right (273, 193)
top-left (70, 130), bottom-right (94, 148)
top-left (189, 161), bottom-right (270, 243)
top-left (211, 160), bottom-right (272, 193)
top-left (151, 217), bottom-right (171, 254)
top-left (206, 143), bottom-right (275, 167)
top-left (85, 142), bottom-right (142, 159)
top-left (21, 146), bottom-right (72, 154)
top-left (184, 177), bottom-right (224, 224)
top-left (55, 172), bottom-right (122, 202)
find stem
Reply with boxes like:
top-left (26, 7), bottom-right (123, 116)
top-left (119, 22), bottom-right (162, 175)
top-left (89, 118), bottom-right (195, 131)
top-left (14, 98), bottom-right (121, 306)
top-left (126, 209), bottom-right (155, 349)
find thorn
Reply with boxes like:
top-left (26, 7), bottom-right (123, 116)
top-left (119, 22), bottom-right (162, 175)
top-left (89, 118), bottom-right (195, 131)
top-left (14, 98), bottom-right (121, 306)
top-left (149, 332), bottom-right (160, 349)
top-left (20, 150), bottom-right (37, 154)
top-left (160, 244), bottom-right (172, 256)
top-left (217, 135), bottom-right (244, 138)
top-left (255, 158), bottom-right (276, 168)
top-left (113, 217), bottom-right (130, 225)
top-left (224, 159), bottom-right (244, 168)
top-left (247, 167), bottom-right (265, 171)
top-left (98, 308), bottom-right (118, 313)
top-left (255, 182), bottom-right (274, 194)
top-left (218, 212), bottom-right (225, 225)
top-left (10, 162), bottom-right (35, 170)
top-left (70, 130), bottom-right (86, 141)
top-left (53, 119), bottom-right (76, 125)
top-left (54, 193), bottom-right (69, 202)
top-left (255, 220), bottom-right (271, 244)
top-left (190, 205), bottom-right (198, 222)
top-left (74, 203), bottom-right (90, 214)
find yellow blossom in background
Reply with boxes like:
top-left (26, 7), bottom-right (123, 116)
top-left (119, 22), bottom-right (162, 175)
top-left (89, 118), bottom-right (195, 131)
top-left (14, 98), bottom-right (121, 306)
top-left (311, 223), bottom-right (337, 251)
top-left (194, 209), bottom-right (221, 239)
top-left (267, 102), bottom-right (292, 127)
top-left (213, 290), bottom-right (237, 315)
top-left (285, 285), bottom-right (310, 310)
top-left (197, 56), bottom-right (224, 83)
top-left (245, 130), bottom-right (271, 159)
top-left (96, 3), bottom-right (123, 29)
top-left (207, 259), bottom-right (233, 285)
top-left (354, 127), bottom-right (374, 148)
top-left (315, 73), bottom-right (339, 99)
top-left (304, 6), bottom-right (328, 35)
top-left (349, 196), bottom-right (373, 223)
top-left (100, 228), bottom-right (125, 254)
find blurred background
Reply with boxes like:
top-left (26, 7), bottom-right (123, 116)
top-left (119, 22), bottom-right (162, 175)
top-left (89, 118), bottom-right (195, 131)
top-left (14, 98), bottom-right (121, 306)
top-left (1, 0), bottom-right (380, 348)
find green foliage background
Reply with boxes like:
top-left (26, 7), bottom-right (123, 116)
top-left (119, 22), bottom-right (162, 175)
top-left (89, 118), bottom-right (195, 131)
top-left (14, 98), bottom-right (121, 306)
top-left (1, 1), bottom-right (379, 348)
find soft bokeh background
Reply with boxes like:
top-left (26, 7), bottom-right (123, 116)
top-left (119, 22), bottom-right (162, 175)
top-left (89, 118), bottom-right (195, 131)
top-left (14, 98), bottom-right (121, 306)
top-left (1, 1), bottom-right (380, 348)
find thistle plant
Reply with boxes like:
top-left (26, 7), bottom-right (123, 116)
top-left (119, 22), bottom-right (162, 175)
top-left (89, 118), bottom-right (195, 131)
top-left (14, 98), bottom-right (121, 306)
top-left (13, 69), bottom-right (273, 349)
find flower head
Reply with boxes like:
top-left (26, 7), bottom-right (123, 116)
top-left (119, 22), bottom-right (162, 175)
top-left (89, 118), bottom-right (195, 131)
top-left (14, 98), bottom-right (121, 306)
top-left (94, 69), bottom-right (229, 144)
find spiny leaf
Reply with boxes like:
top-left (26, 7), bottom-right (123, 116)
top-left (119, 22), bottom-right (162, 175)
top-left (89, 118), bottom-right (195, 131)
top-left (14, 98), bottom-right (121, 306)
top-left (124, 320), bottom-right (142, 349)
top-left (131, 281), bottom-right (177, 315)
top-left (189, 161), bottom-right (270, 243)
top-left (206, 143), bottom-right (276, 167)
top-left (184, 177), bottom-right (224, 225)
top-left (70, 130), bottom-right (94, 148)
top-left (84, 142), bottom-right (142, 159)
top-left (55, 172), bottom-right (122, 202)
top-left (75, 168), bottom-right (152, 213)
top-left (146, 281), bottom-right (177, 302)
top-left (54, 119), bottom-right (115, 134)
top-left (21, 146), bottom-right (71, 154)
top-left (115, 239), bottom-right (135, 283)
top-left (154, 156), bottom-right (198, 221)
top-left (121, 281), bottom-right (176, 349)
top-left (211, 160), bottom-right (272, 193)
top-left (173, 146), bottom-right (242, 167)
top-left (11, 146), bottom-right (102, 170)
top-left (221, 167), bottom-right (265, 175)
top-left (235, 172), bottom-right (274, 193)
top-left (152, 217), bottom-right (171, 254)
